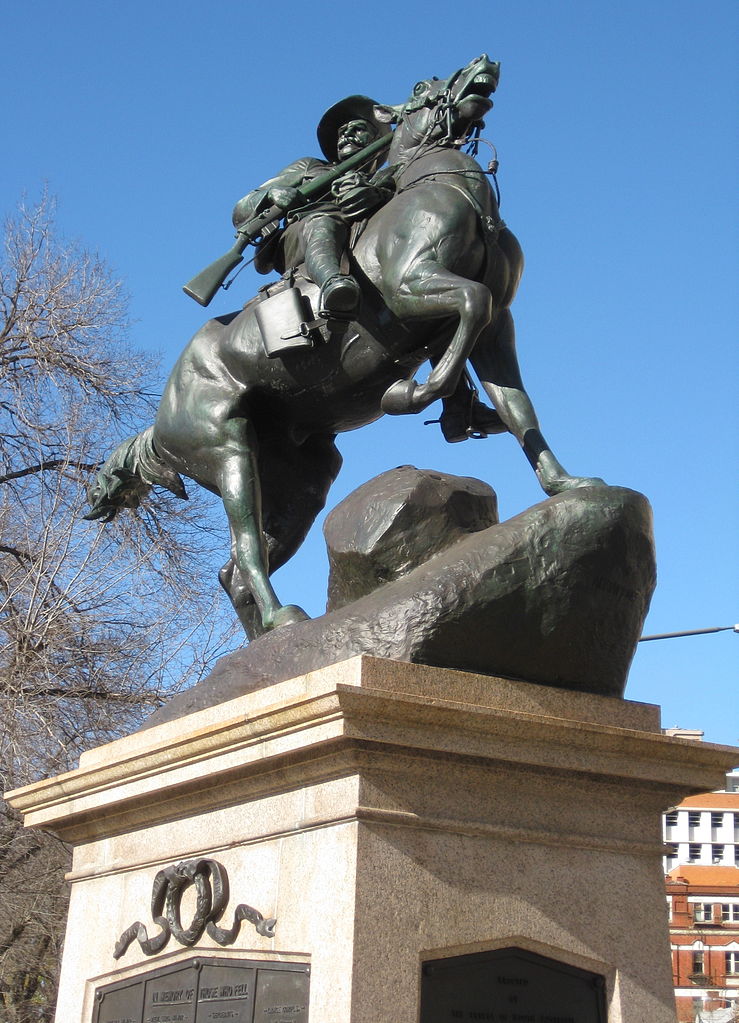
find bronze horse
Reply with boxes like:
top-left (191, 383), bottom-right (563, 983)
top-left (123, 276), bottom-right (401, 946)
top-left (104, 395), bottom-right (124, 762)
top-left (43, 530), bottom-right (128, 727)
top-left (88, 55), bottom-right (604, 638)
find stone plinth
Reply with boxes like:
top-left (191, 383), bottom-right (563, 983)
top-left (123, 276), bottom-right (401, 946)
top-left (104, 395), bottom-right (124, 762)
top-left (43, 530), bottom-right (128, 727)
top-left (7, 657), bottom-right (738, 1022)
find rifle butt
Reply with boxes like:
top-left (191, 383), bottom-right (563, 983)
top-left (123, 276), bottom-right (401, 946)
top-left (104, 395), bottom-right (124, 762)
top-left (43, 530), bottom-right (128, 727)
top-left (182, 246), bottom-right (245, 307)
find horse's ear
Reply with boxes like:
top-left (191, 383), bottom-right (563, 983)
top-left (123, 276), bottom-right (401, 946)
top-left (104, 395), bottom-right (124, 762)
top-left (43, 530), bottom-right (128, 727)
top-left (373, 103), bottom-right (402, 125)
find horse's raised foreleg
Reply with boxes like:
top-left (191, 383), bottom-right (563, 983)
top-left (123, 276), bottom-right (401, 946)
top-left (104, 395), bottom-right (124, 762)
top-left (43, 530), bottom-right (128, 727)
top-left (470, 310), bottom-right (606, 495)
top-left (216, 416), bottom-right (309, 633)
top-left (379, 263), bottom-right (493, 415)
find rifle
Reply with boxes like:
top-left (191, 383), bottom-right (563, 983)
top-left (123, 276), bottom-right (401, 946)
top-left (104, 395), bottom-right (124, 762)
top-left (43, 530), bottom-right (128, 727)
top-left (183, 132), bottom-right (393, 307)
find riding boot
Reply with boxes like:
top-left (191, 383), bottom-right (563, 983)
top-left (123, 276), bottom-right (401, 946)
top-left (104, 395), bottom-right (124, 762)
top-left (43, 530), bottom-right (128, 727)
top-left (303, 215), bottom-right (361, 317)
top-left (438, 377), bottom-right (506, 443)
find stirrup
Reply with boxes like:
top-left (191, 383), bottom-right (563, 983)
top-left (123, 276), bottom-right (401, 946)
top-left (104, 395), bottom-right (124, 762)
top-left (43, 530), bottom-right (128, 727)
top-left (428, 399), bottom-right (503, 443)
top-left (436, 409), bottom-right (489, 443)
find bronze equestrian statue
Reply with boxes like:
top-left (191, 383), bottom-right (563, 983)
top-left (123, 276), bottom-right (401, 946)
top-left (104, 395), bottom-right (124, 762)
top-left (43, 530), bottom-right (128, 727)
top-left (87, 54), bottom-right (605, 639)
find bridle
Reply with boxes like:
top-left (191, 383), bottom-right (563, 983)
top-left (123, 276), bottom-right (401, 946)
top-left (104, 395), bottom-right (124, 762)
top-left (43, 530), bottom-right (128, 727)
top-left (392, 81), bottom-right (477, 182)
top-left (392, 77), bottom-right (503, 207)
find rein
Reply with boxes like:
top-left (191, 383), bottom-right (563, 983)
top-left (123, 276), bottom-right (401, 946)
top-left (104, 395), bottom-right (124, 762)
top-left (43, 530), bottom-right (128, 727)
top-left (391, 86), bottom-right (466, 173)
top-left (392, 91), bottom-right (503, 213)
top-left (392, 83), bottom-right (499, 200)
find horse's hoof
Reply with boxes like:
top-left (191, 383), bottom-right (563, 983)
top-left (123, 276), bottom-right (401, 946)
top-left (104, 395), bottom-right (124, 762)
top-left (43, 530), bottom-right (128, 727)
top-left (269, 604), bottom-right (310, 630)
top-left (381, 379), bottom-right (418, 415)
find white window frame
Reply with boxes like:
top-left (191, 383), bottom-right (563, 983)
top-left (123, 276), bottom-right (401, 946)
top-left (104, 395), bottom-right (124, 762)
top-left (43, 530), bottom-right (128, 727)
top-left (694, 902), bottom-right (713, 922)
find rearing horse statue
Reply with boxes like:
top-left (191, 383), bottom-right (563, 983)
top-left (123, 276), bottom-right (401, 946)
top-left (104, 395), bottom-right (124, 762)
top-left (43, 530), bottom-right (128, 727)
top-left (87, 55), bottom-right (604, 639)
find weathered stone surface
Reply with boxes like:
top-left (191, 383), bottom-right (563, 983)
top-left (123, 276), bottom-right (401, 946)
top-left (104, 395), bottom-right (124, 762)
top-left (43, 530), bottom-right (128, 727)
top-left (324, 465), bottom-right (498, 609)
top-left (14, 658), bottom-right (735, 1023)
top-left (147, 476), bottom-right (656, 727)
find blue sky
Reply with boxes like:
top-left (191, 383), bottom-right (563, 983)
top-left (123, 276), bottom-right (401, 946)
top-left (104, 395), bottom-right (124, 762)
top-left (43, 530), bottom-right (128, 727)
top-left (4, 1), bottom-right (736, 746)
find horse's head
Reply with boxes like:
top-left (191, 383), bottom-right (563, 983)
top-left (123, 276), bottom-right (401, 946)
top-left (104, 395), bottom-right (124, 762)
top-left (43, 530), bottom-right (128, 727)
top-left (386, 55), bottom-right (500, 159)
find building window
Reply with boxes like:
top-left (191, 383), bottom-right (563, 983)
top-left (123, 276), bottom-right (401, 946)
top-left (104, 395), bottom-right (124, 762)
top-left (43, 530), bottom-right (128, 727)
top-left (721, 904), bottom-right (739, 922)
top-left (692, 950), bottom-right (705, 973)
top-left (665, 846), bottom-right (678, 871)
top-left (666, 811), bottom-right (678, 827)
top-left (712, 844), bottom-right (725, 864)
top-left (689, 843), bottom-right (702, 862)
top-left (689, 811), bottom-right (702, 828)
top-left (711, 812), bottom-right (724, 828)
top-left (726, 951), bottom-right (739, 975)
top-left (694, 903), bottom-right (713, 922)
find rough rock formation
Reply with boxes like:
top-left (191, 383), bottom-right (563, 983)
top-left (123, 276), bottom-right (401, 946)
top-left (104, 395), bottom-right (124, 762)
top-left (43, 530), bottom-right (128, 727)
top-left (147, 469), bottom-right (655, 727)
top-left (325, 466), bottom-right (498, 609)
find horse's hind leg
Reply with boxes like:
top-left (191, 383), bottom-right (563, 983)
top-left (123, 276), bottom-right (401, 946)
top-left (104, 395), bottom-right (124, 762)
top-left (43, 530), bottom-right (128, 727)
top-left (219, 554), bottom-right (264, 641)
top-left (470, 310), bottom-right (606, 495)
top-left (216, 416), bottom-right (308, 632)
top-left (219, 429), bottom-right (342, 640)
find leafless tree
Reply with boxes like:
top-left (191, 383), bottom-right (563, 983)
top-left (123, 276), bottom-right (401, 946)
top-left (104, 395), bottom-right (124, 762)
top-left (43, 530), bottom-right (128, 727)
top-left (0, 195), bottom-right (238, 1020)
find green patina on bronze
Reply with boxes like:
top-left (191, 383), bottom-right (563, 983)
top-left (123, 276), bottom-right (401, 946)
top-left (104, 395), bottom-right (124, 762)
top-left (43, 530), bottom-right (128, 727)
top-left (87, 55), bottom-right (605, 640)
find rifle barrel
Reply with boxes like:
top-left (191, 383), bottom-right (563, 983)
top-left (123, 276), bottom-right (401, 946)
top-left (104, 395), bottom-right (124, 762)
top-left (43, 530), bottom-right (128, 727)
top-left (183, 132), bottom-right (394, 306)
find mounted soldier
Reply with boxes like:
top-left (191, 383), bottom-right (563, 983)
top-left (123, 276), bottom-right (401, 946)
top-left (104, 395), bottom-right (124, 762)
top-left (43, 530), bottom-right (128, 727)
top-left (231, 95), bottom-right (395, 317)
top-left (229, 93), bottom-right (499, 439)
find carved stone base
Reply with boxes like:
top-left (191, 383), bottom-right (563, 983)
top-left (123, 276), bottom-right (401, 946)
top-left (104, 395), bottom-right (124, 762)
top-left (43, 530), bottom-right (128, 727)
top-left (6, 657), bottom-right (737, 1022)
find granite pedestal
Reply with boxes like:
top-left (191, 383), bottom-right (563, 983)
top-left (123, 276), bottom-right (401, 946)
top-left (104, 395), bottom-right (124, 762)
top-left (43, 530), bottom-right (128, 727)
top-left (7, 657), bottom-right (738, 1022)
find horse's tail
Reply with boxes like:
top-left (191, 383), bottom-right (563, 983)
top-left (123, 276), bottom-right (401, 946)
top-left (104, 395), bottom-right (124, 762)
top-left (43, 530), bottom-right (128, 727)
top-left (84, 426), bottom-right (187, 523)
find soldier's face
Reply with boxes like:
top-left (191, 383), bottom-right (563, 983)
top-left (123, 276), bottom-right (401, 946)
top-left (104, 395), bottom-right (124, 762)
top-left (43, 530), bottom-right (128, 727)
top-left (337, 119), bottom-right (377, 160)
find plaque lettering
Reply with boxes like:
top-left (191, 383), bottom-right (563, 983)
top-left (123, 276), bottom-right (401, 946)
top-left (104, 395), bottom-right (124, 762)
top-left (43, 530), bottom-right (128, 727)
top-left (420, 948), bottom-right (605, 1023)
top-left (93, 957), bottom-right (308, 1023)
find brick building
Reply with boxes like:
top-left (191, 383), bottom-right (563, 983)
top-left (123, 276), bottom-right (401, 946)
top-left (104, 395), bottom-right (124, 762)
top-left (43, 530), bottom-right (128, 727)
top-left (664, 762), bottom-right (739, 1021)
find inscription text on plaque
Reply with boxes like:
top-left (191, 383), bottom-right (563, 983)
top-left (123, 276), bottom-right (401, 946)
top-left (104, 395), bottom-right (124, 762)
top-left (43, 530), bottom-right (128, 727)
top-left (92, 956), bottom-right (309, 1023)
top-left (420, 947), bottom-right (606, 1023)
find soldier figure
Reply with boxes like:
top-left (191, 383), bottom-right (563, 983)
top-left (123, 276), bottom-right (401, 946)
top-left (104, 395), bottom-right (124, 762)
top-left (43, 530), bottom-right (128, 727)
top-left (232, 95), bottom-right (394, 317)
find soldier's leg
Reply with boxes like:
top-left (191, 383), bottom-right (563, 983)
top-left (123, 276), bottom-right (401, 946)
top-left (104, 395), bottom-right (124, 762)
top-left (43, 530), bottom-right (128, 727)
top-left (302, 213), bottom-right (361, 316)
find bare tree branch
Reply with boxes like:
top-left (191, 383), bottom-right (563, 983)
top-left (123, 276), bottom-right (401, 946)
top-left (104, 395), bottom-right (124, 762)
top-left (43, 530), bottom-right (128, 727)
top-left (0, 460), bottom-right (99, 485)
top-left (0, 193), bottom-right (240, 1021)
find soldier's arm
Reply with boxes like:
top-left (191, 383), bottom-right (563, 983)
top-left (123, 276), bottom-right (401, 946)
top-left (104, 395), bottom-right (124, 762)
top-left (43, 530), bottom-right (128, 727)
top-left (232, 158), bottom-right (328, 229)
top-left (330, 164), bottom-right (397, 220)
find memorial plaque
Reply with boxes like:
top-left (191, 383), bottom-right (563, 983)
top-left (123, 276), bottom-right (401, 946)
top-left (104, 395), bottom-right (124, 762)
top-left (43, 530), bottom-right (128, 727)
top-left (420, 947), bottom-right (606, 1023)
top-left (254, 968), bottom-right (309, 1021)
top-left (94, 976), bottom-right (144, 1023)
top-left (93, 957), bottom-right (309, 1023)
top-left (144, 962), bottom-right (196, 1023)
top-left (196, 961), bottom-right (255, 1022)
